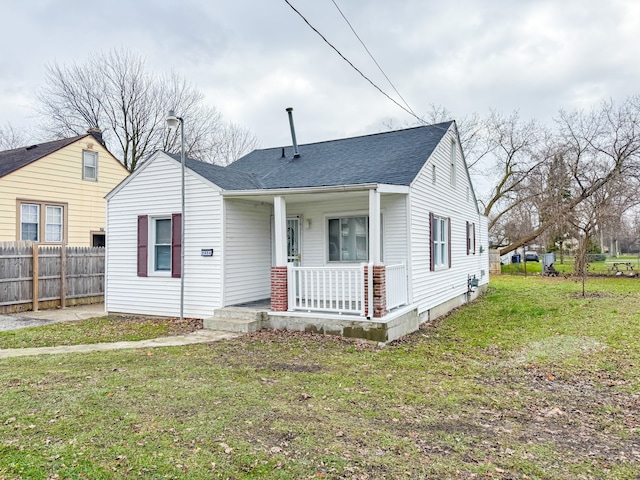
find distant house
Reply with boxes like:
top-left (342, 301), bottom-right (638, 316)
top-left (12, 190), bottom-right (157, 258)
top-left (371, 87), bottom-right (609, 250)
top-left (0, 130), bottom-right (129, 246)
top-left (105, 120), bottom-right (489, 342)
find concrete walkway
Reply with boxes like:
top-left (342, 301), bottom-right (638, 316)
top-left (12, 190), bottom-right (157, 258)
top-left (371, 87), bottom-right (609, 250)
top-left (0, 304), bottom-right (240, 359)
top-left (0, 330), bottom-right (240, 359)
top-left (0, 303), bottom-right (107, 331)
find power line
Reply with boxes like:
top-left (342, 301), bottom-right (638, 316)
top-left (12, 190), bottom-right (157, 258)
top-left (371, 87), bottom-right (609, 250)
top-left (283, 0), bottom-right (425, 124)
top-left (330, 0), bottom-right (419, 119)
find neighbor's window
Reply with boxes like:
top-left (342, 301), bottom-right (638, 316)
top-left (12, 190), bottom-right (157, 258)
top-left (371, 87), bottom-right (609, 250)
top-left (433, 215), bottom-right (448, 268)
top-left (154, 218), bottom-right (172, 271)
top-left (83, 150), bottom-right (98, 180)
top-left (20, 203), bottom-right (40, 241)
top-left (45, 206), bottom-right (63, 242)
top-left (328, 216), bottom-right (368, 262)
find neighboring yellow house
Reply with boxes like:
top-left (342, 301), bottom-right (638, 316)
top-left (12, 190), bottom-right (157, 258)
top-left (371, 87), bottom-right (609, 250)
top-left (0, 129), bottom-right (129, 246)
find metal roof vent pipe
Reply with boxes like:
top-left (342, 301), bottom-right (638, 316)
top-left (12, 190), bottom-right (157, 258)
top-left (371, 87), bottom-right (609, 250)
top-left (286, 107), bottom-right (300, 158)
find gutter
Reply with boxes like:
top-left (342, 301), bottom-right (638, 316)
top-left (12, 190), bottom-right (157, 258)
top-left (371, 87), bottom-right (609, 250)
top-left (220, 183), bottom-right (410, 197)
top-left (220, 183), bottom-right (381, 197)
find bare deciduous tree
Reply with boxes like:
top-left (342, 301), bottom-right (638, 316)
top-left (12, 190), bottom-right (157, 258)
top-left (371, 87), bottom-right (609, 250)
top-left (0, 123), bottom-right (30, 150)
top-left (36, 49), bottom-right (259, 172)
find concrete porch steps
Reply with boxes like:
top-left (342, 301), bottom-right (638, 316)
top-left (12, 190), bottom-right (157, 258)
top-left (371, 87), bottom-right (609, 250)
top-left (203, 307), bottom-right (266, 333)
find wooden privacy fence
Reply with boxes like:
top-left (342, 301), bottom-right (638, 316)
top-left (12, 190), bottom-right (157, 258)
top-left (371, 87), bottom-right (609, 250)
top-left (0, 241), bottom-right (105, 313)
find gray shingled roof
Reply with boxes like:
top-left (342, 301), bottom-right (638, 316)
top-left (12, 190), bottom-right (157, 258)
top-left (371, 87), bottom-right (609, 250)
top-left (0, 135), bottom-right (88, 178)
top-left (175, 122), bottom-right (453, 191)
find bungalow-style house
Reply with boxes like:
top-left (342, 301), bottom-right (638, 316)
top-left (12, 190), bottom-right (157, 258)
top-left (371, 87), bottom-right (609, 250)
top-left (0, 130), bottom-right (129, 246)
top-left (105, 119), bottom-right (489, 342)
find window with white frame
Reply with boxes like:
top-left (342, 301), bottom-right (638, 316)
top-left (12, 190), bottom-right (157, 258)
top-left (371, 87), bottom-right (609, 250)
top-left (19, 201), bottom-right (66, 243)
top-left (433, 215), bottom-right (448, 268)
top-left (153, 218), bottom-right (172, 272)
top-left (467, 221), bottom-right (476, 255)
top-left (20, 203), bottom-right (40, 241)
top-left (328, 216), bottom-right (369, 262)
top-left (45, 206), bottom-right (63, 242)
top-left (83, 150), bottom-right (98, 180)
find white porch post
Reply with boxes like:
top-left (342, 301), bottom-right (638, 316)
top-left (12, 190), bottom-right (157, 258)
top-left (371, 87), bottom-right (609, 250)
top-left (274, 196), bottom-right (287, 266)
top-left (369, 189), bottom-right (381, 265)
top-left (272, 196), bottom-right (289, 312)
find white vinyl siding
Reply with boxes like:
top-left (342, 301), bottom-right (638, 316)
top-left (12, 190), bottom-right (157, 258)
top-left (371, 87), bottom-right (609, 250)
top-left (223, 199), bottom-right (272, 305)
top-left (409, 124), bottom-right (490, 317)
top-left (450, 140), bottom-right (457, 187)
top-left (106, 153), bottom-right (224, 318)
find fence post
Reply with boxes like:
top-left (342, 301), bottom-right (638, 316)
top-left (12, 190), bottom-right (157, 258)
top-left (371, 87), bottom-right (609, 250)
top-left (32, 243), bottom-right (39, 312)
top-left (60, 245), bottom-right (67, 309)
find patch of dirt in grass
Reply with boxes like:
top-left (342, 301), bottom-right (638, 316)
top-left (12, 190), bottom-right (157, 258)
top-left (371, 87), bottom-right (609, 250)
top-left (269, 363), bottom-right (324, 373)
top-left (108, 314), bottom-right (203, 335)
top-left (568, 292), bottom-right (613, 298)
top-left (243, 329), bottom-right (383, 351)
top-left (466, 367), bottom-right (640, 467)
top-left (515, 335), bottom-right (606, 363)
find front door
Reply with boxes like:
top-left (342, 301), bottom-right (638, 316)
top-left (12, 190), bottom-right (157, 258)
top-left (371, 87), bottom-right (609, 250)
top-left (287, 217), bottom-right (301, 265)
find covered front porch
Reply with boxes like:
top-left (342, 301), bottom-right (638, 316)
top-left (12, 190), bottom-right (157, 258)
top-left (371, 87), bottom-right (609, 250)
top-left (212, 185), bottom-right (418, 342)
top-left (271, 187), bottom-right (409, 320)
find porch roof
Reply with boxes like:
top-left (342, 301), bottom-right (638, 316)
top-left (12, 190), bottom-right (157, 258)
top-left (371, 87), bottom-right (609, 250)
top-left (174, 122), bottom-right (452, 192)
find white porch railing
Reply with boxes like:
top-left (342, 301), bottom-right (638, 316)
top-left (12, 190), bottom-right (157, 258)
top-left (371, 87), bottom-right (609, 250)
top-left (288, 263), bottom-right (368, 316)
top-left (287, 261), bottom-right (408, 316)
top-left (386, 262), bottom-right (408, 310)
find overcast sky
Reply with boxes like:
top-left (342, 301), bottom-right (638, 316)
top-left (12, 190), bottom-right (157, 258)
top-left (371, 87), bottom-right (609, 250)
top-left (1, 0), bottom-right (639, 149)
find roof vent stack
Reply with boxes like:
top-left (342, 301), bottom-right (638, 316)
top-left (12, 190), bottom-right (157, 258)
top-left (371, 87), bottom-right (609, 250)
top-left (286, 107), bottom-right (300, 158)
top-left (87, 127), bottom-right (105, 146)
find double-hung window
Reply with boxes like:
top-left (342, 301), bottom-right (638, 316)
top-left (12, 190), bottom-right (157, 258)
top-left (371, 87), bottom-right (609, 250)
top-left (20, 204), bottom-right (40, 241)
top-left (466, 222), bottom-right (476, 255)
top-left (19, 201), bottom-right (66, 243)
top-left (137, 213), bottom-right (181, 277)
top-left (154, 218), bottom-right (172, 272)
top-left (83, 150), bottom-right (98, 180)
top-left (45, 206), bottom-right (63, 242)
top-left (328, 216), bottom-right (369, 262)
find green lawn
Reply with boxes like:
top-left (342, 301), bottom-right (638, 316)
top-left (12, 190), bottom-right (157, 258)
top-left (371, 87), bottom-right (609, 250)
top-left (1, 276), bottom-right (639, 479)
top-left (502, 254), bottom-right (640, 276)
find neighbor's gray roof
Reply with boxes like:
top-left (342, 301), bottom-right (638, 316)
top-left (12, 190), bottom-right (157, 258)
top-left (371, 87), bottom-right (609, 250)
top-left (0, 135), bottom-right (88, 178)
top-left (178, 122), bottom-right (453, 191)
